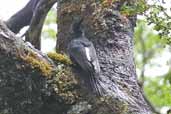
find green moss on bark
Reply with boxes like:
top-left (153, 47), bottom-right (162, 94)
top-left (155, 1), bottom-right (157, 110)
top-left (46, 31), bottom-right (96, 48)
top-left (21, 51), bottom-right (53, 77)
top-left (47, 52), bottom-right (72, 65)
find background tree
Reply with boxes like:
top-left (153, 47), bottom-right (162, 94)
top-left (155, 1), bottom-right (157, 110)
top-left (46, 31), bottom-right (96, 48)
top-left (135, 19), bottom-right (171, 113)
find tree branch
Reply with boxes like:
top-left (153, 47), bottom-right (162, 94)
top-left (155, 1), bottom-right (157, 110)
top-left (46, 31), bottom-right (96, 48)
top-left (5, 0), bottom-right (57, 50)
top-left (25, 0), bottom-right (57, 49)
top-left (5, 0), bottom-right (39, 33)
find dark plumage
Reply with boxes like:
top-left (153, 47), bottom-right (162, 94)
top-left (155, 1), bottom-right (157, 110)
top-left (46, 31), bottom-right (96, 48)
top-left (67, 19), bottom-right (103, 95)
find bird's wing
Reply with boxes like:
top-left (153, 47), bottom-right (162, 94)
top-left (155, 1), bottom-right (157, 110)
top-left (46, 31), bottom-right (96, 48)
top-left (87, 42), bottom-right (101, 74)
top-left (68, 39), bottom-right (104, 95)
top-left (68, 41), bottom-right (93, 73)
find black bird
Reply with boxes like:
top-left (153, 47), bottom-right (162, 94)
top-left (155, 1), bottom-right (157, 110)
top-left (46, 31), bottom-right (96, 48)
top-left (67, 19), bottom-right (103, 95)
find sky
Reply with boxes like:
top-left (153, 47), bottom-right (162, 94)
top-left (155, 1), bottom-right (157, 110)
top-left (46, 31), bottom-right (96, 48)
top-left (0, 0), bottom-right (29, 20)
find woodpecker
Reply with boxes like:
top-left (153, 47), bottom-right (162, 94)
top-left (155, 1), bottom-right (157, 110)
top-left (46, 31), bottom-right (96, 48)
top-left (67, 19), bottom-right (103, 95)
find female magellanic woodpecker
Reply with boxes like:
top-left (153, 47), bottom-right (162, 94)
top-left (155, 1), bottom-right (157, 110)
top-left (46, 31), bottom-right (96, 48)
top-left (67, 19), bottom-right (104, 96)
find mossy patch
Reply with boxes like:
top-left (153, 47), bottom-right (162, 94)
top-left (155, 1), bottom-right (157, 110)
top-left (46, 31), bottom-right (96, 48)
top-left (99, 0), bottom-right (148, 16)
top-left (47, 52), bottom-right (72, 65)
top-left (52, 67), bottom-right (80, 105)
top-left (22, 51), bottom-right (53, 77)
top-left (120, 0), bottom-right (148, 16)
top-left (101, 0), bottom-right (117, 7)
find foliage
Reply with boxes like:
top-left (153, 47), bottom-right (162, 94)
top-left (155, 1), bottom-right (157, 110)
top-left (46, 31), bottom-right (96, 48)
top-left (144, 77), bottom-right (171, 107)
top-left (145, 0), bottom-right (171, 44)
top-left (134, 19), bottom-right (164, 74)
top-left (134, 19), bottom-right (171, 108)
top-left (164, 71), bottom-right (171, 85)
top-left (100, 0), bottom-right (148, 15)
top-left (45, 8), bottom-right (56, 25)
top-left (42, 7), bottom-right (56, 39)
top-left (120, 0), bottom-right (148, 16)
top-left (42, 7), bottom-right (57, 52)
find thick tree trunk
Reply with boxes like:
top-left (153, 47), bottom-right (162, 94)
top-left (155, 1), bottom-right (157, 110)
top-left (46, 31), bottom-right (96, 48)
top-left (0, 0), bottom-right (153, 114)
top-left (0, 20), bottom-right (140, 114)
top-left (57, 0), bottom-right (152, 114)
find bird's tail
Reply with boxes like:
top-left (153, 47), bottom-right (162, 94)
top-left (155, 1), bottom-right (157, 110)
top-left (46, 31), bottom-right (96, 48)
top-left (89, 72), bottom-right (105, 96)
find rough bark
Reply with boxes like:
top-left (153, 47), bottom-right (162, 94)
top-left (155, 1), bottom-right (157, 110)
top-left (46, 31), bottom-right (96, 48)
top-left (57, 0), bottom-right (152, 114)
top-left (0, 21), bottom-right (55, 114)
top-left (0, 20), bottom-right (131, 114)
top-left (1, 0), bottom-right (153, 114)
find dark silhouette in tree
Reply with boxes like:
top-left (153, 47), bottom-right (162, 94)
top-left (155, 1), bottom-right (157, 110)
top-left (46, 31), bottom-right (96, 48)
top-left (6, 0), bottom-right (55, 49)
top-left (6, 0), bottom-right (39, 33)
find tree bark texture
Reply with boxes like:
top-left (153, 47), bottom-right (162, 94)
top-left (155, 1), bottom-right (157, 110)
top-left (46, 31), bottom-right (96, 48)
top-left (0, 20), bottom-right (134, 114)
top-left (0, 21), bottom-right (55, 114)
top-left (0, 0), bottom-right (153, 114)
top-left (57, 0), bottom-right (152, 114)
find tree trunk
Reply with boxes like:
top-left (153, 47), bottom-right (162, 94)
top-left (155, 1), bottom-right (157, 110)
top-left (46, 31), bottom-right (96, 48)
top-left (0, 19), bottom-right (145, 114)
top-left (57, 0), bottom-right (152, 114)
top-left (0, 0), bottom-right (153, 114)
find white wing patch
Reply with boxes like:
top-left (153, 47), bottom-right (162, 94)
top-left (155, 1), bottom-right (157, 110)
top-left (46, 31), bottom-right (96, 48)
top-left (85, 47), bottom-right (91, 61)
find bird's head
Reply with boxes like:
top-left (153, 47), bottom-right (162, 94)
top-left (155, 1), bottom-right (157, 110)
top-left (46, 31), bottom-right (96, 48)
top-left (70, 17), bottom-right (84, 38)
